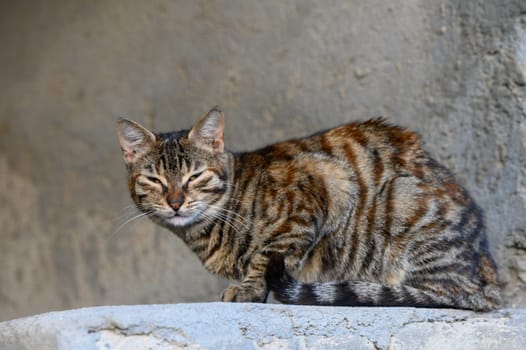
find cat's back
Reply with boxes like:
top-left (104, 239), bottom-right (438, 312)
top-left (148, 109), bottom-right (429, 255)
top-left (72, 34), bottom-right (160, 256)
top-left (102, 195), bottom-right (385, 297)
top-left (236, 119), bottom-right (426, 213)
top-left (237, 118), bottom-right (469, 232)
top-left (245, 118), bottom-right (431, 183)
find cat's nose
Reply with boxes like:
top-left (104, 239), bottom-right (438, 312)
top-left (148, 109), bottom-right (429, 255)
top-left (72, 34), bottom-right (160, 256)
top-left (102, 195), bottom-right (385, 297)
top-left (168, 195), bottom-right (185, 211)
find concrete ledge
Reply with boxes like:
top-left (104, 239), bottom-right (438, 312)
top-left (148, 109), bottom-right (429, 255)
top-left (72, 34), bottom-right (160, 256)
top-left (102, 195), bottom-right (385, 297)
top-left (0, 303), bottom-right (525, 349)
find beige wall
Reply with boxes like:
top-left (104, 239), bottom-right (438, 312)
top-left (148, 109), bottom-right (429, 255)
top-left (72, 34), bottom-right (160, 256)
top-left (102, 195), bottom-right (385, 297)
top-left (1, 1), bottom-right (525, 321)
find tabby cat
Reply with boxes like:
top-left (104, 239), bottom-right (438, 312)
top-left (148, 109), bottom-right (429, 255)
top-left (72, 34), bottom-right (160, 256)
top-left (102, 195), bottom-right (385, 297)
top-left (116, 106), bottom-right (501, 311)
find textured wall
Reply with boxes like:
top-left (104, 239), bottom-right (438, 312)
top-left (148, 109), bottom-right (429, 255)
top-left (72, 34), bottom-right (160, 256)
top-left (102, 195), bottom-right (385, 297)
top-left (0, 1), bottom-right (524, 321)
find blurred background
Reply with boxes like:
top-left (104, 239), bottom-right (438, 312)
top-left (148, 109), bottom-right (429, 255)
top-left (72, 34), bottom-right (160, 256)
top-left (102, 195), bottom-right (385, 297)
top-left (1, 1), bottom-right (525, 321)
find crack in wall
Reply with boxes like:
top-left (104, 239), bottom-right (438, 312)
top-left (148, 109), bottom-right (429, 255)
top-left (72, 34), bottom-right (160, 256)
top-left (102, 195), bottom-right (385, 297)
top-left (89, 324), bottom-right (194, 349)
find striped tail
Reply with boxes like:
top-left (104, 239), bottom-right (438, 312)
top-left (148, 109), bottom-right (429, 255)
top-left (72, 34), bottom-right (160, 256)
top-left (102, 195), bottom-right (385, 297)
top-left (265, 257), bottom-right (499, 311)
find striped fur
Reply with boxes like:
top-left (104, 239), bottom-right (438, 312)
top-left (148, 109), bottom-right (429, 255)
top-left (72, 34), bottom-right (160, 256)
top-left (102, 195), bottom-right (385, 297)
top-left (116, 106), bottom-right (501, 311)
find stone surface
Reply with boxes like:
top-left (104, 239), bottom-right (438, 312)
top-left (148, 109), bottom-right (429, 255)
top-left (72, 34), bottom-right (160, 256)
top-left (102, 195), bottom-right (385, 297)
top-left (0, 304), bottom-right (525, 350)
top-left (0, 1), bottom-right (525, 321)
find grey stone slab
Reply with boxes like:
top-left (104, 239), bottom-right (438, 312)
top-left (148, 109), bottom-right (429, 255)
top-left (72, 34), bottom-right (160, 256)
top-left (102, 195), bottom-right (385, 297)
top-left (0, 304), bottom-right (525, 350)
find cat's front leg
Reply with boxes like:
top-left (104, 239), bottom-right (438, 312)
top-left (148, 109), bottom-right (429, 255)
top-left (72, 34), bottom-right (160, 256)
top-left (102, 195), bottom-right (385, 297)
top-left (220, 236), bottom-right (314, 302)
top-left (220, 284), bottom-right (268, 303)
top-left (220, 213), bottom-right (317, 303)
top-left (220, 253), bottom-right (270, 303)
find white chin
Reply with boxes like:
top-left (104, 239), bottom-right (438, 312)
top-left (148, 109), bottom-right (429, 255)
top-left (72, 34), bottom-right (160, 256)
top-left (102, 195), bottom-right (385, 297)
top-left (166, 215), bottom-right (195, 227)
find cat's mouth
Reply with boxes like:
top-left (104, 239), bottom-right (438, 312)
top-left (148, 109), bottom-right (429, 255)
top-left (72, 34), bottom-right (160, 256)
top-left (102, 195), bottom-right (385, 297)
top-left (165, 213), bottom-right (198, 227)
top-left (160, 204), bottom-right (207, 227)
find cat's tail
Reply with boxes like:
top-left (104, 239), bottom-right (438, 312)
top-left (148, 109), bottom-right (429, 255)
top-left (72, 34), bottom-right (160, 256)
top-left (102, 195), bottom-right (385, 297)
top-left (265, 257), bottom-right (500, 311)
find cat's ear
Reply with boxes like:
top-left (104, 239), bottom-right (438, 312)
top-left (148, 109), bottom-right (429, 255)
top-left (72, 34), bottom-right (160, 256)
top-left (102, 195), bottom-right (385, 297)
top-left (188, 106), bottom-right (225, 153)
top-left (116, 118), bottom-right (156, 166)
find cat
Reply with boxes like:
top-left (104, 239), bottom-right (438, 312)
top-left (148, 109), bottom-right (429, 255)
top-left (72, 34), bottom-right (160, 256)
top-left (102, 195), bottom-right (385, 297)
top-left (116, 106), bottom-right (501, 311)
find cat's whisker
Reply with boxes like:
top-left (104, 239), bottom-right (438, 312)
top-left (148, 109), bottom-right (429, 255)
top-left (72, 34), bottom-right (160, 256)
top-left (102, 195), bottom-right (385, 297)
top-left (215, 212), bottom-right (247, 232)
top-left (112, 207), bottom-right (142, 222)
top-left (206, 204), bottom-right (251, 228)
top-left (205, 208), bottom-right (251, 233)
top-left (110, 210), bottom-right (155, 239)
top-left (112, 202), bottom-right (158, 222)
top-left (199, 207), bottom-right (246, 234)
top-left (201, 211), bottom-right (245, 236)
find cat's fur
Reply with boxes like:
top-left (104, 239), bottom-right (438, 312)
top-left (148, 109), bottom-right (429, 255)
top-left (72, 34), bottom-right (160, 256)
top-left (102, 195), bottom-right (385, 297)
top-left (116, 106), bottom-right (501, 310)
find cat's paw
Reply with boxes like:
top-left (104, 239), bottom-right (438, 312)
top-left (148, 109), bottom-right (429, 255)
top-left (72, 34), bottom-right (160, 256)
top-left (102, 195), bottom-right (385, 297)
top-left (220, 285), bottom-right (267, 303)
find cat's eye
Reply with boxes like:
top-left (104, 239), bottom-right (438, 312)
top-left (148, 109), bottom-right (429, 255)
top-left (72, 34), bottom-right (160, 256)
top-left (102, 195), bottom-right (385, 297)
top-left (188, 172), bottom-right (203, 182)
top-left (147, 176), bottom-right (162, 185)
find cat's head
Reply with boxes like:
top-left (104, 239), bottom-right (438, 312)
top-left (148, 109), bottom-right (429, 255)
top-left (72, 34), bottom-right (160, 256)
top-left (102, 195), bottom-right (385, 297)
top-left (116, 106), bottom-right (231, 229)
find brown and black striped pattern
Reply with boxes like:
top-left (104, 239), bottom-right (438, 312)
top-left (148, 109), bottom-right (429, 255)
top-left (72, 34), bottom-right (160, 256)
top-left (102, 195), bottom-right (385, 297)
top-left (116, 106), bottom-right (501, 311)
